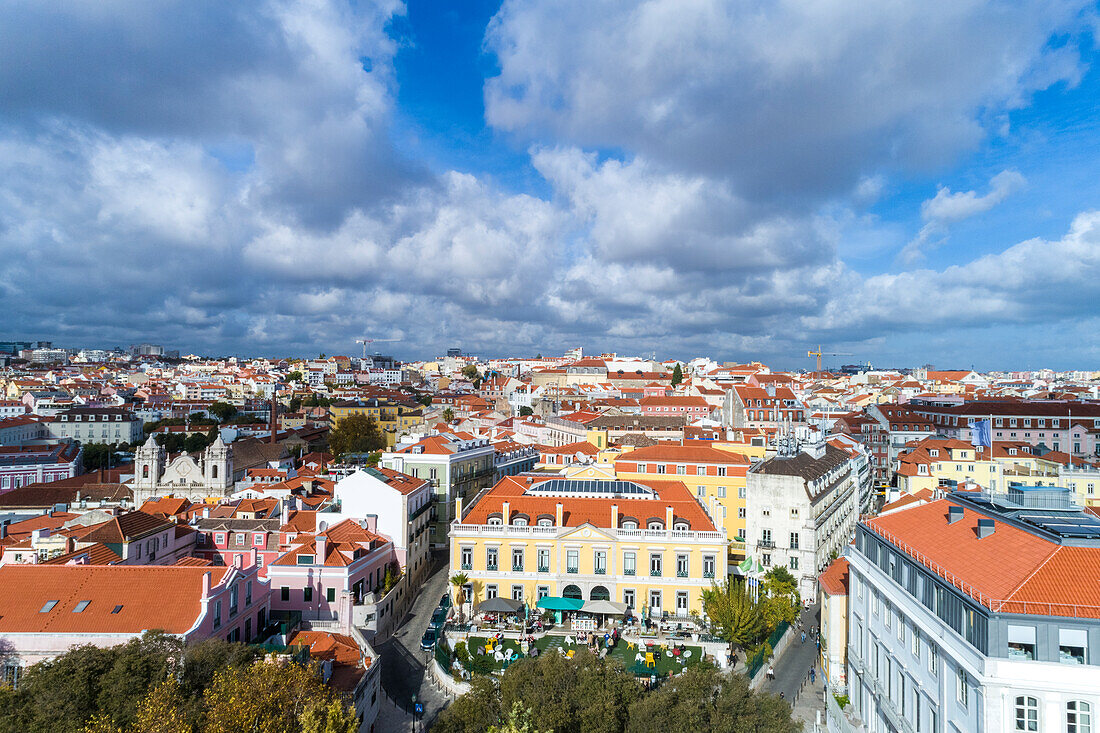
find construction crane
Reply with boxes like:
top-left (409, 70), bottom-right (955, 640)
top-left (807, 345), bottom-right (853, 372)
top-left (355, 337), bottom-right (399, 359)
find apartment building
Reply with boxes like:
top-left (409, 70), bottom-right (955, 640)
top-left (846, 487), bottom-right (1100, 732)
top-left (449, 475), bottom-right (725, 621)
top-left (907, 400), bottom-right (1100, 457)
top-left (47, 407), bottom-right (143, 445)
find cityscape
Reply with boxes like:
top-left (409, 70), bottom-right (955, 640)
top-left (3, 1), bottom-right (1100, 732)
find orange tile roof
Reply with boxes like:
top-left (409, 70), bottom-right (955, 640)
top-left (462, 476), bottom-right (717, 532)
top-left (617, 444), bottom-right (751, 465)
top-left (864, 500), bottom-right (1100, 618)
top-left (819, 558), bottom-right (849, 596)
top-left (0, 565), bottom-right (229, 633)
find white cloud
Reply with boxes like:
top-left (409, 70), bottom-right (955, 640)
top-left (901, 169), bottom-right (1027, 262)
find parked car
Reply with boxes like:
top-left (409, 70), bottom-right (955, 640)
top-left (430, 607), bottom-right (447, 629)
top-left (440, 593), bottom-right (451, 609)
top-left (420, 628), bottom-right (438, 651)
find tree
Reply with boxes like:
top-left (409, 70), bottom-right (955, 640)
top-left (417, 394), bottom-right (433, 407)
top-left (450, 573), bottom-right (470, 623)
top-left (288, 397), bottom-right (303, 412)
top-left (760, 567), bottom-right (800, 631)
top-left (625, 665), bottom-right (798, 733)
top-left (461, 364), bottom-right (480, 381)
top-left (489, 703), bottom-right (550, 733)
top-left (442, 408), bottom-right (455, 423)
top-left (208, 401), bottom-right (237, 422)
top-left (518, 406), bottom-right (534, 417)
top-left (81, 443), bottom-right (120, 471)
top-left (701, 579), bottom-right (765, 652)
top-left (286, 371), bottom-right (304, 383)
top-left (129, 678), bottom-right (195, 733)
top-left (327, 413), bottom-right (385, 456)
top-left (670, 363), bottom-right (683, 386)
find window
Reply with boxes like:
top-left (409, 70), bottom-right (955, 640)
top-left (676, 591), bottom-right (688, 613)
top-left (512, 548), bottom-right (524, 571)
top-left (676, 465), bottom-right (686, 475)
top-left (696, 466), bottom-right (706, 475)
top-left (703, 555), bottom-right (715, 578)
top-left (623, 588), bottom-right (635, 608)
top-left (650, 553), bottom-right (662, 576)
top-left (280, 586), bottom-right (289, 601)
top-left (537, 548), bottom-right (550, 572)
top-left (697, 486), bottom-right (706, 498)
top-left (73, 600), bottom-right (91, 613)
top-left (566, 550), bottom-right (579, 573)
top-left (648, 589), bottom-right (661, 610)
top-left (326, 588), bottom-right (335, 602)
top-left (656, 464), bottom-right (666, 475)
top-left (624, 552), bottom-right (636, 576)
top-left (212, 600), bottom-right (222, 629)
top-left (1008, 625), bottom-right (1036, 660)
top-left (717, 467), bottom-right (727, 477)
top-left (738, 507), bottom-right (746, 518)
top-left (215, 533), bottom-right (226, 545)
top-left (790, 532), bottom-right (799, 549)
top-left (486, 548), bottom-right (498, 570)
top-left (1060, 628), bottom-right (1088, 665)
top-left (296, 554), bottom-right (315, 565)
top-left (512, 585), bottom-right (523, 602)
top-left (1067, 701), bottom-right (1092, 733)
top-left (1015, 695), bottom-right (1039, 731)
top-left (486, 584), bottom-right (497, 599)
top-left (928, 643), bottom-right (937, 674)
top-left (789, 557), bottom-right (798, 570)
top-left (303, 587), bottom-right (313, 602)
top-left (594, 550), bottom-right (606, 574)
top-left (911, 627), bottom-right (920, 658)
top-left (956, 667), bottom-right (968, 707)
top-left (40, 600), bottom-right (58, 613)
top-left (621, 519), bottom-right (637, 530)
top-left (253, 533), bottom-right (265, 546)
top-left (647, 520), bottom-right (663, 530)
top-left (676, 554), bottom-right (688, 577)
top-left (537, 586), bottom-right (549, 600)
top-left (460, 546), bottom-right (472, 568)
top-left (235, 533), bottom-right (246, 545)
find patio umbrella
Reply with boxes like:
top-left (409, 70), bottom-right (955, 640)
top-left (476, 597), bottom-right (524, 614)
top-left (581, 600), bottom-right (629, 615)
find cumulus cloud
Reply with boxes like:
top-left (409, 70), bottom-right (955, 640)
top-left (486, 0), bottom-right (1087, 199)
top-left (900, 169), bottom-right (1027, 262)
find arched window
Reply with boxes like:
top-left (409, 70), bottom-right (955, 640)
top-left (647, 520), bottom-right (664, 530)
top-left (512, 516), bottom-right (527, 526)
top-left (537, 517), bottom-right (553, 527)
top-left (1015, 696), bottom-right (1038, 731)
top-left (487, 517), bottom-right (502, 526)
top-left (1068, 701), bottom-right (1091, 733)
top-left (673, 521), bottom-right (690, 531)
top-left (211, 465), bottom-right (218, 479)
top-left (142, 465), bottom-right (149, 478)
top-left (621, 520), bottom-right (638, 530)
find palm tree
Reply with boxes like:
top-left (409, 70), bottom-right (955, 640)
top-left (450, 572), bottom-right (470, 623)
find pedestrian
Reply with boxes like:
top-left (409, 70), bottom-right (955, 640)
top-left (810, 667), bottom-right (815, 683)
top-left (801, 631), bottom-right (806, 644)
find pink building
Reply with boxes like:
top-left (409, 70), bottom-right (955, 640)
top-left (0, 443), bottom-right (82, 494)
top-left (639, 395), bottom-right (711, 418)
top-left (0, 563), bottom-right (271, 673)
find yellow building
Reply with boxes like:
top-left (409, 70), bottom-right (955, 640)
top-left (895, 438), bottom-right (1042, 494)
top-left (328, 398), bottom-right (424, 448)
top-left (614, 443), bottom-right (751, 560)
top-left (450, 476), bottom-right (724, 621)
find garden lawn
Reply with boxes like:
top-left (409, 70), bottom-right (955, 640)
top-left (605, 640), bottom-right (705, 677)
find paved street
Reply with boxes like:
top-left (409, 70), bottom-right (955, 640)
top-left (762, 603), bottom-right (824, 715)
top-left (375, 554), bottom-right (454, 732)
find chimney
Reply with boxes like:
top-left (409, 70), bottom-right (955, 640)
top-left (455, 496), bottom-right (464, 522)
top-left (555, 502), bottom-right (563, 526)
top-left (233, 553), bottom-right (243, 568)
top-left (977, 518), bottom-right (995, 539)
top-left (203, 506), bottom-right (210, 518)
top-left (201, 571), bottom-right (212, 598)
top-left (502, 501), bottom-right (510, 525)
top-left (251, 547), bottom-right (259, 566)
top-left (611, 503), bottom-right (619, 528)
top-left (947, 506), bottom-right (964, 524)
top-left (665, 505), bottom-right (674, 529)
top-left (269, 394), bottom-right (277, 444)
top-left (316, 535), bottom-right (328, 561)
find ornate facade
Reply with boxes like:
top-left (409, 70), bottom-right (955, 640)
top-left (133, 434), bottom-right (233, 503)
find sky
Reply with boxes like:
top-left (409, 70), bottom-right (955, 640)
top-left (2, 0), bottom-right (1100, 370)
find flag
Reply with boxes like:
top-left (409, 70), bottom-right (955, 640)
top-left (971, 419), bottom-right (992, 448)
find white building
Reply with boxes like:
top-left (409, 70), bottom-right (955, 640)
top-left (846, 487), bottom-right (1100, 732)
top-left (47, 407), bottom-right (143, 445)
top-left (744, 430), bottom-right (860, 599)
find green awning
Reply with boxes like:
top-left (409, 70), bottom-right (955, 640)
top-left (536, 596), bottom-right (585, 611)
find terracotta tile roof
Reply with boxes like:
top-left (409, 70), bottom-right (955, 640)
top-left (461, 476), bottom-right (717, 532)
top-left (819, 558), bottom-right (849, 596)
top-left (43, 542), bottom-right (122, 566)
top-left (864, 499), bottom-right (1100, 617)
top-left (281, 510), bottom-right (317, 534)
top-left (139, 496), bottom-right (192, 518)
top-left (618, 444), bottom-right (751, 465)
top-left (540, 441), bottom-right (599, 456)
top-left (0, 565), bottom-right (229, 633)
top-left (80, 511), bottom-right (175, 544)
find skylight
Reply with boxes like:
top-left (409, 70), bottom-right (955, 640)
top-left (39, 600), bottom-right (58, 613)
top-left (73, 600), bottom-right (91, 613)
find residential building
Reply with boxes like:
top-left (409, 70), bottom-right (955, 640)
top-left (847, 487), bottom-right (1100, 733)
top-left (907, 400), bottom-right (1100, 457)
top-left (194, 517), bottom-right (283, 570)
top-left (46, 407), bottom-right (143, 444)
top-left (0, 416), bottom-right (47, 447)
top-left (745, 432), bottom-right (861, 598)
top-left (449, 475), bottom-right (725, 622)
top-left (381, 433), bottom-right (494, 549)
top-left (0, 564), bottom-right (271, 671)
top-left (328, 398), bottom-right (424, 448)
top-left (722, 384), bottom-right (806, 430)
top-left (819, 557), bottom-right (850, 693)
top-left (0, 443), bottom-right (82, 493)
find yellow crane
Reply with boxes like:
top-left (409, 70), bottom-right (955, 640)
top-left (807, 346), bottom-right (853, 372)
top-left (355, 337), bottom-right (398, 359)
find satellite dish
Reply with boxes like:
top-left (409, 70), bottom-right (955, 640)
top-left (575, 451), bottom-right (587, 463)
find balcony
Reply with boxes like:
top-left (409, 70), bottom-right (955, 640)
top-left (624, 569), bottom-right (635, 576)
top-left (460, 563), bottom-right (472, 571)
top-left (676, 571), bottom-right (689, 578)
top-left (567, 566), bottom-right (579, 574)
top-left (757, 540), bottom-right (776, 549)
top-left (595, 568), bottom-right (606, 575)
top-left (512, 564), bottom-right (524, 572)
top-left (703, 571), bottom-right (715, 579)
top-left (651, 570), bottom-right (662, 577)
top-left (537, 565), bottom-right (550, 573)
top-left (486, 563), bottom-right (498, 571)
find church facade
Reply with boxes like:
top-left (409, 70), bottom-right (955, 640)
top-left (132, 434), bottom-right (234, 503)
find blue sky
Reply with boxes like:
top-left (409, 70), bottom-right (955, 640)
top-left (1, 1), bottom-right (1100, 370)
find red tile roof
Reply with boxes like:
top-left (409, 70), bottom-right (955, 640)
top-left (617, 444), bottom-right (751, 465)
top-left (0, 565), bottom-right (230, 633)
top-left (864, 500), bottom-right (1100, 618)
top-left (461, 476), bottom-right (717, 532)
top-left (819, 558), bottom-right (849, 596)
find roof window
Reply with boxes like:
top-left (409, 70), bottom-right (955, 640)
top-left (40, 600), bottom-right (58, 613)
top-left (112, 605), bottom-right (123, 614)
top-left (74, 600), bottom-right (91, 613)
